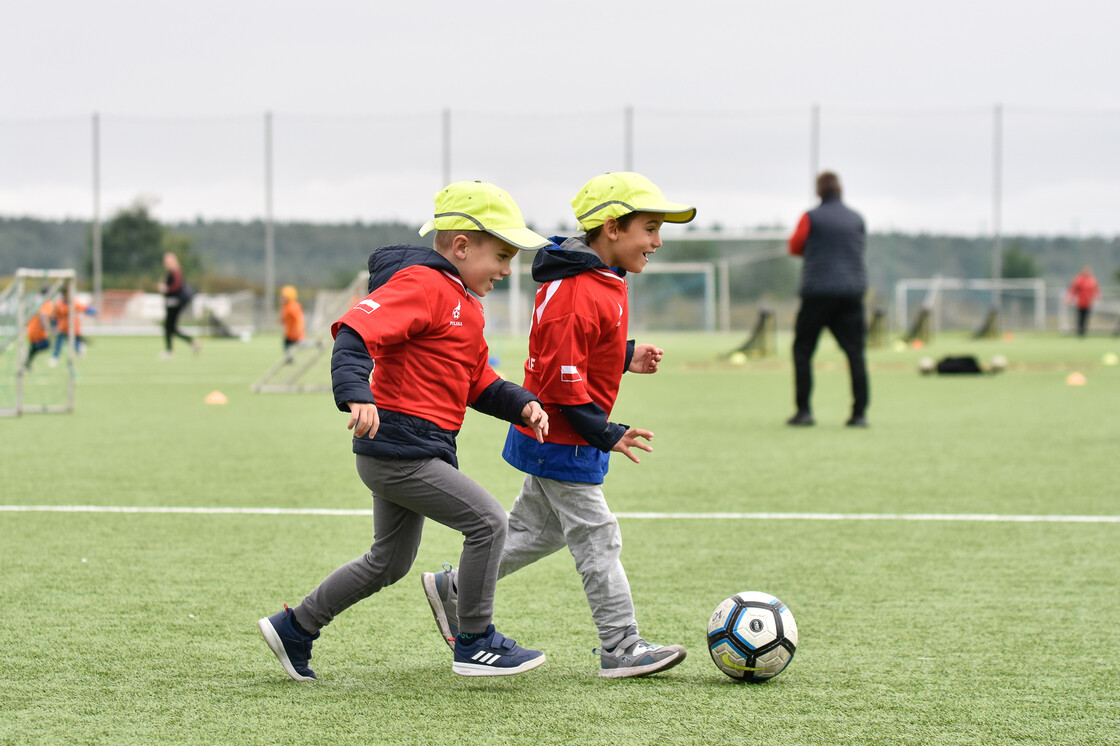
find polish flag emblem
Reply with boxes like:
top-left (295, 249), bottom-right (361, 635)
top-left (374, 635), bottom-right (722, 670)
top-left (560, 365), bottom-right (582, 382)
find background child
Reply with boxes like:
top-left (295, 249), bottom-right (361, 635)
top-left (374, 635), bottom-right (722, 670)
top-left (23, 287), bottom-right (53, 371)
top-left (259, 181), bottom-right (552, 681)
top-left (50, 285), bottom-right (95, 366)
top-left (423, 172), bottom-right (696, 678)
top-left (279, 285), bottom-right (305, 352)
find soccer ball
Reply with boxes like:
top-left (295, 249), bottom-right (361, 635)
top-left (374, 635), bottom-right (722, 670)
top-left (990, 355), bottom-right (1007, 372)
top-left (707, 592), bottom-right (798, 682)
top-left (918, 356), bottom-right (936, 375)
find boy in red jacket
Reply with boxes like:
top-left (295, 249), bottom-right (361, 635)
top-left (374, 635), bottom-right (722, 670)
top-left (259, 182), bottom-right (551, 680)
top-left (423, 173), bottom-right (696, 678)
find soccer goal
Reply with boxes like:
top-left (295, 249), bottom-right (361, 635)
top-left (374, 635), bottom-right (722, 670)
top-left (251, 271), bottom-right (369, 393)
top-left (0, 268), bottom-right (78, 416)
top-left (894, 277), bottom-right (1046, 337)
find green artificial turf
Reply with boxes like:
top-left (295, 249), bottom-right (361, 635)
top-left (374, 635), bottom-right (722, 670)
top-left (1, 331), bottom-right (1118, 745)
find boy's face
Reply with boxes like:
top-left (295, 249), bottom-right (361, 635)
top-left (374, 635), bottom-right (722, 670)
top-left (603, 212), bottom-right (665, 274)
top-left (455, 233), bottom-right (519, 296)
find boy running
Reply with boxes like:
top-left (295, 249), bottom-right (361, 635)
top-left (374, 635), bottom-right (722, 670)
top-left (422, 172), bottom-right (696, 678)
top-left (259, 181), bottom-right (551, 680)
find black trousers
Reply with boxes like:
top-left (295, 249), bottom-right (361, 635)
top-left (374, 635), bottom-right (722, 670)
top-left (1076, 307), bottom-right (1091, 337)
top-left (792, 295), bottom-right (869, 417)
top-left (163, 303), bottom-right (193, 351)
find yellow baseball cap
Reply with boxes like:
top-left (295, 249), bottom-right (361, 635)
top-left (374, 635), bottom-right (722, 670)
top-left (419, 181), bottom-right (551, 250)
top-left (571, 172), bottom-right (697, 231)
top-left (280, 285), bottom-right (298, 301)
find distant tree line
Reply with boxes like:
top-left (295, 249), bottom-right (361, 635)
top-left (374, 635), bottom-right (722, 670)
top-left (3, 210), bottom-right (1119, 301)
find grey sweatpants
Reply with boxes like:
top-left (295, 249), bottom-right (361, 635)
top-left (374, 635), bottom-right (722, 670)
top-left (499, 474), bottom-right (637, 650)
top-left (293, 454), bottom-right (507, 636)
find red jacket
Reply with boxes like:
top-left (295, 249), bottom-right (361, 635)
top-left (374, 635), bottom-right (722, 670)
top-left (1067, 273), bottom-right (1100, 309)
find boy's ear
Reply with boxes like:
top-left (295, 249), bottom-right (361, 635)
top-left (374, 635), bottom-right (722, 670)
top-left (601, 217), bottom-right (620, 241)
top-left (450, 233), bottom-right (471, 259)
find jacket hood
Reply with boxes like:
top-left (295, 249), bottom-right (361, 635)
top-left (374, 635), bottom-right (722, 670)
top-left (367, 244), bottom-right (459, 293)
top-left (531, 236), bottom-right (624, 283)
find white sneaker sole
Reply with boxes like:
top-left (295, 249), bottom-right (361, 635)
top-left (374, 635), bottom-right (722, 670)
top-left (453, 653), bottom-right (546, 677)
top-left (257, 617), bottom-right (315, 682)
top-left (420, 572), bottom-right (456, 650)
top-left (598, 647), bottom-right (687, 679)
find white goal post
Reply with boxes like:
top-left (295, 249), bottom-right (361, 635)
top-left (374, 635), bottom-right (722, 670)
top-left (0, 268), bottom-right (78, 416)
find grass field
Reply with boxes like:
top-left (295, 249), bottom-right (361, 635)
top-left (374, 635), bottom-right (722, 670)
top-left (2, 330), bottom-right (1118, 745)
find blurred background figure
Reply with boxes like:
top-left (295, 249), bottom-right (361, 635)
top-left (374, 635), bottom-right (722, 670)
top-left (50, 285), bottom-right (96, 366)
top-left (787, 171), bottom-right (870, 428)
top-left (280, 285), bottom-right (305, 353)
top-left (24, 286), bottom-right (54, 372)
top-left (1065, 265), bottom-right (1100, 337)
top-left (157, 252), bottom-right (198, 359)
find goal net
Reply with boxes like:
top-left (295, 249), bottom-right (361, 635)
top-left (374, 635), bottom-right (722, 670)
top-left (0, 269), bottom-right (77, 416)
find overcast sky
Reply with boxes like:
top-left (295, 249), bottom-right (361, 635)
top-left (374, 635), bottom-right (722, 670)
top-left (3, 0), bottom-right (1119, 235)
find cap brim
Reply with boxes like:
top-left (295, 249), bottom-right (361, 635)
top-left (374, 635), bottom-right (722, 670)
top-left (418, 219), bottom-right (437, 237)
top-left (647, 203), bottom-right (697, 224)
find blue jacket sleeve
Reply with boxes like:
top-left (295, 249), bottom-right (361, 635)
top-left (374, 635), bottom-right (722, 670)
top-left (471, 378), bottom-right (537, 426)
top-left (624, 339), bottom-right (635, 372)
top-left (560, 402), bottom-right (628, 453)
top-left (331, 324), bottom-right (375, 413)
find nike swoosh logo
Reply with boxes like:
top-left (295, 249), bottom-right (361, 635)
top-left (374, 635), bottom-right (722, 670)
top-left (720, 652), bottom-right (762, 672)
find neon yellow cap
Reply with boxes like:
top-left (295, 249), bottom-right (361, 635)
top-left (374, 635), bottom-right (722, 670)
top-left (419, 181), bottom-right (551, 250)
top-left (571, 172), bottom-right (696, 231)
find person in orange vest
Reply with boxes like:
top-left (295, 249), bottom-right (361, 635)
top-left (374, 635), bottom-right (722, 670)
top-left (50, 285), bottom-right (96, 366)
top-left (1066, 265), bottom-right (1100, 337)
top-left (24, 287), bottom-right (54, 372)
top-left (279, 285), bottom-right (306, 353)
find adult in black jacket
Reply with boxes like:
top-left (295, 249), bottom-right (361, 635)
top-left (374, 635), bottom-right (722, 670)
top-left (786, 172), bottom-right (869, 427)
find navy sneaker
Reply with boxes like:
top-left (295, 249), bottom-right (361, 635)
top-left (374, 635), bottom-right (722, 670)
top-left (452, 625), bottom-right (546, 677)
top-left (258, 604), bottom-right (319, 681)
top-left (420, 564), bottom-right (459, 650)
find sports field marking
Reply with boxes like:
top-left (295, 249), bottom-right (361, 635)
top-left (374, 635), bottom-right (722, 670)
top-left (1, 505), bottom-right (1118, 523)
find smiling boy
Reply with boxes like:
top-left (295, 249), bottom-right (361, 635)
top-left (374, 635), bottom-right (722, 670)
top-left (423, 172), bottom-right (697, 678)
top-left (259, 181), bottom-right (552, 680)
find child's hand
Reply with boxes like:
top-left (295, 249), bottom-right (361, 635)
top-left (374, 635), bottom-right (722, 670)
top-left (628, 344), bottom-right (664, 374)
top-left (347, 402), bottom-right (380, 439)
top-left (521, 401), bottom-right (549, 443)
top-left (611, 427), bottom-right (654, 463)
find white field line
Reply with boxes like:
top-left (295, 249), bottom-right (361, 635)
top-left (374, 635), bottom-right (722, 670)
top-left (0, 505), bottom-right (1118, 523)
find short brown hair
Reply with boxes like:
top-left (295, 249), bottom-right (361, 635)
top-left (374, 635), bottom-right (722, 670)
top-left (434, 229), bottom-right (481, 252)
top-left (816, 172), bottom-right (842, 200)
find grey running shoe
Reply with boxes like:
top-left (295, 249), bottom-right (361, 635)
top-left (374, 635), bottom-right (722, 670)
top-left (421, 563), bottom-right (459, 650)
top-left (597, 634), bottom-right (687, 679)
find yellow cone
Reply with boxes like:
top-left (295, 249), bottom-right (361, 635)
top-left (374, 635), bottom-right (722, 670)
top-left (1065, 372), bottom-right (1086, 386)
top-left (205, 390), bottom-right (228, 405)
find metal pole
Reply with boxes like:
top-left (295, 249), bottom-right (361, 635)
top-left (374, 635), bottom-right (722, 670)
top-left (810, 103), bottom-right (820, 186)
top-left (264, 110), bottom-right (275, 322)
top-left (92, 112), bottom-right (102, 308)
top-left (442, 108), bottom-right (451, 186)
top-left (991, 103), bottom-right (1003, 313)
top-left (624, 105), bottom-right (634, 171)
top-left (718, 258), bottom-right (731, 332)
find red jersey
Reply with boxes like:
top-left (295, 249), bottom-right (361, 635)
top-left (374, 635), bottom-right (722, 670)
top-left (513, 267), bottom-right (628, 445)
top-left (332, 265), bottom-right (499, 431)
top-left (1067, 273), bottom-right (1100, 309)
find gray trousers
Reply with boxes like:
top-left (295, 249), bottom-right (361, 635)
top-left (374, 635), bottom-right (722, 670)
top-left (293, 454), bottom-right (507, 635)
top-left (499, 474), bottom-right (637, 649)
